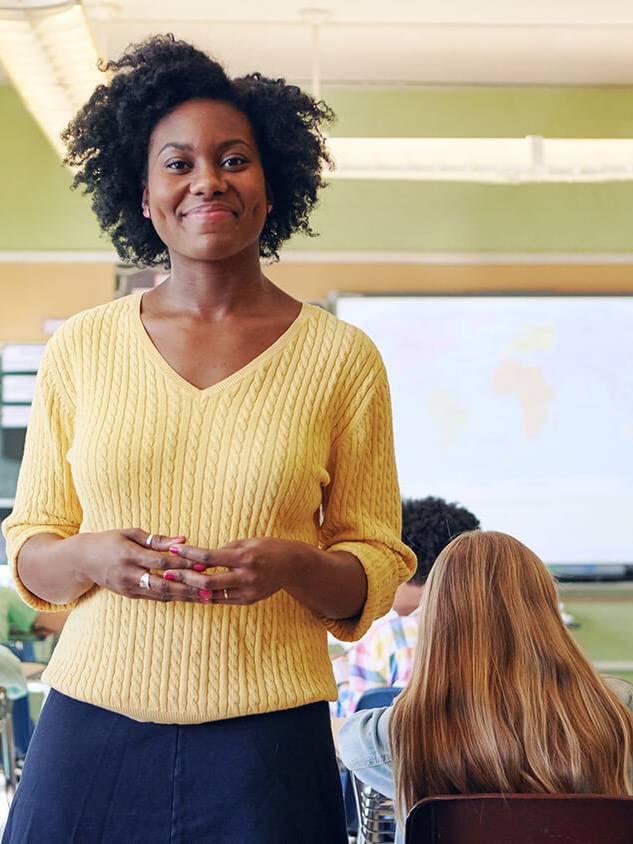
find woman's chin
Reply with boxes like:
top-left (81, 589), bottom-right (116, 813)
top-left (169, 232), bottom-right (262, 263)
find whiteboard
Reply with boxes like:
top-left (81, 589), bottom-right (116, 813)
top-left (336, 295), bottom-right (633, 567)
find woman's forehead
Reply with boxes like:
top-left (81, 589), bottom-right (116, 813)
top-left (149, 99), bottom-right (255, 153)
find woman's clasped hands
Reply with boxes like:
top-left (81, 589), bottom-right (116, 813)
top-left (73, 530), bottom-right (302, 606)
top-left (163, 537), bottom-right (302, 605)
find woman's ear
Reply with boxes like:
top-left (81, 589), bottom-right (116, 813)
top-left (265, 181), bottom-right (274, 214)
top-left (142, 187), bottom-right (151, 218)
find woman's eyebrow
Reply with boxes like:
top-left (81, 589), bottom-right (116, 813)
top-left (156, 139), bottom-right (254, 158)
top-left (156, 141), bottom-right (194, 157)
top-left (217, 138), bottom-right (253, 152)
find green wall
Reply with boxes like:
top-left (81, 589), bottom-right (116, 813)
top-left (3, 84), bottom-right (633, 253)
top-left (326, 87), bottom-right (633, 138)
top-left (306, 180), bottom-right (633, 252)
top-left (2, 87), bottom-right (105, 251)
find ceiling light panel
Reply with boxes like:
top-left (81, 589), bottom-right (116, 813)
top-left (327, 137), bottom-right (633, 183)
top-left (0, 2), bottom-right (104, 156)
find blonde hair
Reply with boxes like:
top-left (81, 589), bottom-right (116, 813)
top-left (390, 530), bottom-right (633, 817)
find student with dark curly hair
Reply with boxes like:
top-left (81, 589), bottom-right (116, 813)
top-left (2, 34), bottom-right (416, 843)
top-left (332, 497), bottom-right (479, 716)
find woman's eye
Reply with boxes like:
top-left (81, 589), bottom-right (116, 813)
top-left (165, 160), bottom-right (190, 170)
top-left (222, 156), bottom-right (248, 168)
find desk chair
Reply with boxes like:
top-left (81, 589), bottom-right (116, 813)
top-left (3, 634), bottom-right (53, 761)
top-left (349, 687), bottom-right (401, 844)
top-left (0, 688), bottom-right (17, 801)
top-left (404, 793), bottom-right (633, 844)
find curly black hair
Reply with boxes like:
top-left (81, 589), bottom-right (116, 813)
top-left (62, 34), bottom-right (334, 265)
top-left (402, 496), bottom-right (480, 585)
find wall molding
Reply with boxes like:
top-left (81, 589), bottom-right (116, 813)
top-left (0, 252), bottom-right (116, 263)
top-left (2, 250), bottom-right (633, 266)
top-left (278, 251), bottom-right (633, 265)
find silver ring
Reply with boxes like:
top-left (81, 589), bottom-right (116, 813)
top-left (223, 588), bottom-right (229, 601)
top-left (145, 533), bottom-right (154, 548)
top-left (139, 572), bottom-right (151, 590)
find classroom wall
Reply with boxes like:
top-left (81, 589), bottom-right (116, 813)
top-left (269, 261), bottom-right (633, 300)
top-left (2, 82), bottom-right (633, 395)
top-left (4, 84), bottom-right (633, 255)
top-left (0, 263), bottom-right (113, 342)
top-left (1, 260), bottom-right (632, 346)
top-left (1, 88), bottom-right (105, 253)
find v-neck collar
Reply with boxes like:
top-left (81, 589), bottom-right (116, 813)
top-left (131, 291), bottom-right (313, 398)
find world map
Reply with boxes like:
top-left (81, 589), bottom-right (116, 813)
top-left (337, 295), bottom-right (633, 565)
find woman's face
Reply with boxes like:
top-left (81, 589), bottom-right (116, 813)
top-left (144, 98), bottom-right (268, 263)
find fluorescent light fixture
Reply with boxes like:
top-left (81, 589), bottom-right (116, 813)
top-left (0, 4), bottom-right (630, 185)
top-left (0, 1), bottom-right (104, 157)
top-left (327, 136), bottom-right (633, 183)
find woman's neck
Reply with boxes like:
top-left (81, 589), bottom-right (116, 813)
top-left (157, 244), bottom-right (273, 318)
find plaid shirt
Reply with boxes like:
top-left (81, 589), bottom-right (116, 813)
top-left (331, 609), bottom-right (419, 718)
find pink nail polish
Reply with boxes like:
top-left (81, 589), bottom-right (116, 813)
top-left (192, 564), bottom-right (206, 572)
top-left (199, 589), bottom-right (211, 600)
top-left (171, 536), bottom-right (186, 543)
top-left (169, 547), bottom-right (182, 555)
top-left (164, 572), bottom-right (177, 581)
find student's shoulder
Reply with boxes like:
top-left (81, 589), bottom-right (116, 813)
top-left (604, 675), bottom-right (633, 711)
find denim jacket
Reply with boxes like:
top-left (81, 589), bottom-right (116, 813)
top-left (338, 676), bottom-right (633, 843)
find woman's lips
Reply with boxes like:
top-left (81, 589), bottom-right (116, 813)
top-left (185, 207), bottom-right (236, 221)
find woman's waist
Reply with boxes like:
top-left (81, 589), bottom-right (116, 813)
top-left (40, 596), bottom-right (337, 723)
top-left (52, 590), bottom-right (332, 678)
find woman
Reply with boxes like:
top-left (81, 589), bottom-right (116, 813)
top-left (339, 531), bottom-right (633, 840)
top-left (1, 35), bottom-right (416, 842)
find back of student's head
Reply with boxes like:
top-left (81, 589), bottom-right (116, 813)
top-left (390, 530), bottom-right (633, 816)
top-left (402, 497), bottom-right (480, 585)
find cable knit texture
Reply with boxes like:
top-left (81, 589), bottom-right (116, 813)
top-left (2, 293), bottom-right (416, 724)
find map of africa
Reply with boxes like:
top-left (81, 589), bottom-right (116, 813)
top-left (493, 359), bottom-right (557, 439)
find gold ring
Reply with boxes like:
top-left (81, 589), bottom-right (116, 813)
top-left (223, 588), bottom-right (229, 601)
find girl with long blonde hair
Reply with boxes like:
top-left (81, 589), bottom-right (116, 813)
top-left (339, 530), bottom-right (633, 836)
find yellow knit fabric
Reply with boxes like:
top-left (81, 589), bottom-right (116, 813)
top-left (2, 293), bottom-right (416, 724)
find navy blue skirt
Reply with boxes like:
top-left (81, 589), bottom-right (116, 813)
top-left (3, 690), bottom-right (347, 844)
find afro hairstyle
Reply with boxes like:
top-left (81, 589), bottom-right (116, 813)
top-left (62, 33), bottom-right (334, 266)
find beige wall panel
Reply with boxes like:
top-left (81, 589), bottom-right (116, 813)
top-left (0, 263), bottom-right (114, 342)
top-left (268, 262), bottom-right (633, 300)
top-left (1, 261), bottom-right (632, 345)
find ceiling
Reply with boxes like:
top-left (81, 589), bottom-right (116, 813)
top-left (83, 0), bottom-right (633, 86)
top-left (5, 0), bottom-right (633, 86)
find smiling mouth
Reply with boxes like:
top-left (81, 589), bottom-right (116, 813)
top-left (185, 207), bottom-right (237, 221)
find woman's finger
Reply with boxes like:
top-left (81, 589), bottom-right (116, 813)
top-left (130, 569), bottom-right (210, 604)
top-left (162, 570), bottom-right (264, 606)
top-left (124, 529), bottom-right (186, 551)
top-left (121, 534), bottom-right (200, 571)
top-left (163, 569), bottom-right (238, 591)
top-left (132, 548), bottom-right (197, 571)
top-left (167, 544), bottom-right (240, 568)
top-left (146, 532), bottom-right (186, 551)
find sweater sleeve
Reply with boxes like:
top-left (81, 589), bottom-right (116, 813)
top-left (319, 339), bottom-right (417, 641)
top-left (1, 337), bottom-right (83, 612)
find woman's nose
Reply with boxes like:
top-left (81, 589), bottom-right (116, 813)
top-left (190, 163), bottom-right (227, 195)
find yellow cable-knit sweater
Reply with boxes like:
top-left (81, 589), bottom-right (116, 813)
top-left (2, 293), bottom-right (416, 724)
